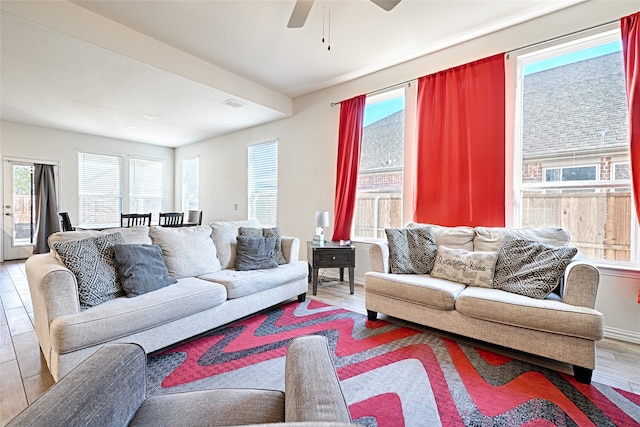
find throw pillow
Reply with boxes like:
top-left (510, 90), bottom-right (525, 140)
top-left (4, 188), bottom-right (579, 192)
top-left (493, 234), bottom-right (578, 299)
top-left (148, 226), bottom-right (221, 278)
top-left (113, 244), bottom-right (177, 297)
top-left (210, 220), bottom-right (260, 269)
top-left (52, 232), bottom-right (125, 310)
top-left (235, 235), bottom-right (279, 271)
top-left (239, 226), bottom-right (287, 264)
top-left (385, 227), bottom-right (437, 274)
top-left (431, 246), bottom-right (498, 288)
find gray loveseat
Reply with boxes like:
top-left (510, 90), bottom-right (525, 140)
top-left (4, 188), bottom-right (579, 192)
top-left (6, 336), bottom-right (353, 426)
top-left (26, 220), bottom-right (308, 381)
top-left (364, 223), bottom-right (603, 384)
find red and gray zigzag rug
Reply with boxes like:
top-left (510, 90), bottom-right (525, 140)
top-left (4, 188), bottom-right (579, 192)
top-left (146, 300), bottom-right (640, 426)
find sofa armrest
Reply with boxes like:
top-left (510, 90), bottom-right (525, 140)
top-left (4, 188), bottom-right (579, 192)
top-left (285, 336), bottom-right (351, 424)
top-left (6, 343), bottom-right (146, 427)
top-left (369, 241), bottom-right (390, 273)
top-left (26, 254), bottom-right (81, 322)
top-left (282, 237), bottom-right (300, 263)
top-left (562, 259), bottom-right (600, 308)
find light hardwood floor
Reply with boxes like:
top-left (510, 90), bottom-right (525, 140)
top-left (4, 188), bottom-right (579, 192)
top-left (1, 260), bottom-right (639, 425)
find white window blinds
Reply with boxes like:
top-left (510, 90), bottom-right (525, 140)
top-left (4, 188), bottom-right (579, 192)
top-left (78, 152), bottom-right (123, 226)
top-left (182, 157), bottom-right (199, 211)
top-left (248, 141), bottom-right (278, 227)
top-left (130, 158), bottom-right (165, 214)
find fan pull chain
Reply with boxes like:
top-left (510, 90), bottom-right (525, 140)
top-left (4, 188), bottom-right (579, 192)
top-left (322, 3), bottom-right (325, 43)
top-left (327, 2), bottom-right (331, 51)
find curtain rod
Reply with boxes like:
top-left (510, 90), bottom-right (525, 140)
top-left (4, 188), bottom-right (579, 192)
top-left (330, 81), bottom-right (412, 107)
top-left (330, 17), bottom-right (621, 107)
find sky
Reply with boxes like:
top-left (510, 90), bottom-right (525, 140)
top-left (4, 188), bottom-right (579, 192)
top-left (363, 40), bottom-right (623, 127)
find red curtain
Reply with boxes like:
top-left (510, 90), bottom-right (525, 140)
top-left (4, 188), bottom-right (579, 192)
top-left (332, 94), bottom-right (366, 241)
top-left (414, 53), bottom-right (505, 227)
top-left (621, 12), bottom-right (640, 303)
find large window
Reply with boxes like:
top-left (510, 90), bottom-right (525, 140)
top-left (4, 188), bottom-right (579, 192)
top-left (352, 89), bottom-right (405, 239)
top-left (516, 30), bottom-right (636, 263)
top-left (182, 156), bottom-right (199, 212)
top-left (248, 140), bottom-right (278, 227)
top-left (78, 152), bottom-right (123, 226)
top-left (129, 158), bottom-right (165, 214)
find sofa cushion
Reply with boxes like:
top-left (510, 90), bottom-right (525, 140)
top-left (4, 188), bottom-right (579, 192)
top-left (474, 227), bottom-right (570, 252)
top-left (239, 226), bottom-right (287, 265)
top-left (364, 272), bottom-right (466, 311)
top-left (113, 244), bottom-right (177, 297)
top-left (405, 222), bottom-right (475, 250)
top-left (455, 286), bottom-right (603, 340)
top-left (431, 246), bottom-right (497, 288)
top-left (385, 227), bottom-right (437, 274)
top-left (211, 220), bottom-right (260, 269)
top-left (198, 261), bottom-right (307, 299)
top-left (52, 233), bottom-right (125, 310)
top-left (493, 234), bottom-right (578, 299)
top-left (235, 236), bottom-right (279, 271)
top-left (103, 226), bottom-right (152, 245)
top-left (50, 277), bottom-right (227, 353)
top-left (149, 225), bottom-right (221, 278)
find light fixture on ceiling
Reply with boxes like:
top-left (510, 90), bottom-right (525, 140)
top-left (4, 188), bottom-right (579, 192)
top-left (144, 114), bottom-right (159, 121)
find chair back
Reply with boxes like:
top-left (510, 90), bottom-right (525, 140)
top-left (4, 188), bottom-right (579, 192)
top-left (59, 212), bottom-right (75, 231)
top-left (159, 212), bottom-right (184, 227)
top-left (121, 213), bottom-right (152, 227)
top-left (187, 209), bottom-right (203, 225)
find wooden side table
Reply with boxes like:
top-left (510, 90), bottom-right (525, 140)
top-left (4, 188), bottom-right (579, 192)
top-left (307, 241), bottom-right (355, 296)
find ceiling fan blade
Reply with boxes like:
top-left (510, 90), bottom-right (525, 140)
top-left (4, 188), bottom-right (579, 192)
top-left (370, 0), bottom-right (401, 11)
top-left (287, 0), bottom-right (314, 28)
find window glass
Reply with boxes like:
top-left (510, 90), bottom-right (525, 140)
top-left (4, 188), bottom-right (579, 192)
top-left (78, 152), bottom-right (123, 226)
top-left (182, 157), bottom-right (199, 211)
top-left (248, 141), bottom-right (278, 227)
top-left (517, 32), bottom-right (634, 263)
top-left (352, 89), bottom-right (405, 239)
top-left (129, 158), bottom-right (165, 214)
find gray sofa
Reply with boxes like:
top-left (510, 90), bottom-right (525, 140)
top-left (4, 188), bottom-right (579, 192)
top-left (26, 220), bottom-right (309, 381)
top-left (6, 336), bottom-right (353, 426)
top-left (364, 223), bottom-right (603, 384)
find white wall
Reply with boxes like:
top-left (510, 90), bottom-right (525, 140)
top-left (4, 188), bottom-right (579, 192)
top-left (1, 120), bottom-right (175, 225)
top-left (175, 1), bottom-right (640, 342)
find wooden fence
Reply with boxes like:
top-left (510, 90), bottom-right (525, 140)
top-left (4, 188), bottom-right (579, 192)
top-left (353, 191), bottom-right (631, 261)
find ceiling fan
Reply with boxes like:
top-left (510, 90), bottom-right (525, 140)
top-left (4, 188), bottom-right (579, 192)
top-left (287, 0), bottom-right (401, 28)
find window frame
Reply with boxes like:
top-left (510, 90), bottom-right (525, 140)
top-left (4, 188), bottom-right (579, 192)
top-left (181, 156), bottom-right (199, 212)
top-left (247, 139), bottom-right (278, 228)
top-left (128, 156), bottom-right (166, 215)
top-left (513, 28), bottom-right (639, 266)
top-left (77, 151), bottom-right (124, 226)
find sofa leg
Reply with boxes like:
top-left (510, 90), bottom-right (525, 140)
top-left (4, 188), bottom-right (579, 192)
top-left (297, 293), bottom-right (306, 302)
top-left (367, 310), bottom-right (378, 321)
top-left (573, 365), bottom-right (593, 384)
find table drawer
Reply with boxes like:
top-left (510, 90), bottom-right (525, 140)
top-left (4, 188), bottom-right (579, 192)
top-left (313, 250), bottom-right (354, 267)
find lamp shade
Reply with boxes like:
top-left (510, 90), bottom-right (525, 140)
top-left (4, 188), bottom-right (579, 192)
top-left (315, 210), bottom-right (329, 228)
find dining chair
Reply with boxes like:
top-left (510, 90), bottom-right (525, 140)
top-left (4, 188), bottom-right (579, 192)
top-left (59, 212), bottom-right (75, 231)
top-left (187, 209), bottom-right (203, 225)
top-left (159, 212), bottom-right (184, 227)
top-left (121, 213), bottom-right (152, 227)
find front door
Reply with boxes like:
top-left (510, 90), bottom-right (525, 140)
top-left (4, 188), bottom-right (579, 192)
top-left (3, 159), bottom-right (36, 260)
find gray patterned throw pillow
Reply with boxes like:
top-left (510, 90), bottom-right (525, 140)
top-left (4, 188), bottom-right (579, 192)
top-left (53, 232), bottom-right (125, 310)
top-left (431, 246), bottom-right (498, 288)
top-left (385, 227), bottom-right (438, 274)
top-left (493, 234), bottom-right (578, 299)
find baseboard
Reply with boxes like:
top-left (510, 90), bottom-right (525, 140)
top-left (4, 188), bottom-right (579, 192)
top-left (603, 326), bottom-right (640, 344)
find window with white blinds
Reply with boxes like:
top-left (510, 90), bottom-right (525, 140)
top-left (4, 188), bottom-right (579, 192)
top-left (78, 152), bottom-right (123, 226)
top-left (182, 156), bottom-right (199, 211)
top-left (130, 158), bottom-right (165, 214)
top-left (248, 141), bottom-right (278, 227)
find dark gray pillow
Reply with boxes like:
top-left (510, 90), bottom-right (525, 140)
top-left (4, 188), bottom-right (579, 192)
top-left (235, 235), bottom-right (279, 271)
top-left (493, 234), bottom-right (577, 299)
top-left (239, 226), bottom-right (287, 264)
top-left (385, 227), bottom-right (438, 274)
top-left (113, 244), bottom-right (177, 297)
top-left (52, 232), bottom-right (125, 310)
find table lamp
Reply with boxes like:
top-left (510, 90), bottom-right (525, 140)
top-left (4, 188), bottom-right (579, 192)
top-left (314, 210), bottom-right (329, 244)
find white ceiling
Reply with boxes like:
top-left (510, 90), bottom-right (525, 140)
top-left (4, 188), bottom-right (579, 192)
top-left (0, 0), bottom-right (584, 147)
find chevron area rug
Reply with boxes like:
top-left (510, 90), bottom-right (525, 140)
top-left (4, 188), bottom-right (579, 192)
top-left (146, 300), bottom-right (640, 426)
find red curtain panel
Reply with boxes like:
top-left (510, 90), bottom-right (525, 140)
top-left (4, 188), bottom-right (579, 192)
top-left (620, 11), bottom-right (640, 303)
top-left (414, 53), bottom-right (506, 227)
top-left (332, 94), bottom-right (366, 241)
